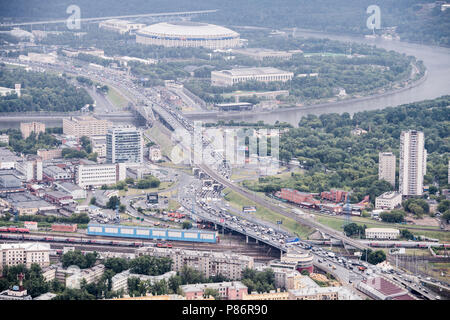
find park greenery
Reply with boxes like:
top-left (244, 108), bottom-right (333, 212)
top-left (17, 212), bottom-right (90, 224)
top-left (242, 96), bottom-right (450, 208)
top-left (343, 223), bottom-right (367, 238)
top-left (360, 249), bottom-right (387, 265)
top-left (0, 128), bottom-right (61, 155)
top-left (6, 0), bottom-right (449, 47)
top-left (61, 250), bottom-right (98, 269)
top-left (379, 210), bottom-right (405, 223)
top-left (0, 264), bottom-right (50, 298)
top-left (240, 268), bottom-right (275, 294)
top-left (184, 35), bottom-right (417, 105)
top-left (0, 66), bottom-right (93, 112)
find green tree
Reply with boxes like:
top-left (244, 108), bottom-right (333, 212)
top-left (203, 288), bottom-right (221, 300)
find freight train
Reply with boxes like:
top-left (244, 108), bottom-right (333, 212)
top-left (0, 227), bottom-right (30, 233)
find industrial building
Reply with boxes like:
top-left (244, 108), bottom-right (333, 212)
top-left (75, 163), bottom-right (126, 189)
top-left (54, 181), bottom-right (86, 200)
top-left (106, 126), bottom-right (143, 164)
top-left (87, 224), bottom-right (218, 243)
top-left (136, 21), bottom-right (240, 49)
top-left (211, 67), bottom-right (293, 87)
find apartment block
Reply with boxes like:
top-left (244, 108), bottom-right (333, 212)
top-left (20, 122), bottom-right (45, 139)
top-left (399, 130), bottom-right (427, 196)
top-left (379, 152), bottom-right (396, 186)
top-left (63, 116), bottom-right (112, 138)
top-left (0, 243), bottom-right (51, 271)
top-left (136, 247), bottom-right (254, 280)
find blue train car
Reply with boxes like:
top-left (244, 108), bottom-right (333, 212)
top-left (86, 224), bottom-right (217, 243)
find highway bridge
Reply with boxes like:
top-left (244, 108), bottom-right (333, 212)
top-left (0, 10), bottom-right (219, 27)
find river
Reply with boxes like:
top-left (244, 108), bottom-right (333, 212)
top-left (189, 29), bottom-right (450, 126)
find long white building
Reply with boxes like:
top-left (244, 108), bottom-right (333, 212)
top-left (211, 67), bottom-right (294, 87)
top-left (0, 243), bottom-right (51, 271)
top-left (365, 228), bottom-right (400, 240)
top-left (378, 152), bottom-right (396, 187)
top-left (399, 130), bottom-right (427, 196)
top-left (75, 163), bottom-right (126, 188)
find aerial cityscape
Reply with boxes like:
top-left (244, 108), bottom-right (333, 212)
top-left (0, 0), bottom-right (449, 307)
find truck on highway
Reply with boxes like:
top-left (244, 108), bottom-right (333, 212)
top-left (327, 252), bottom-right (335, 258)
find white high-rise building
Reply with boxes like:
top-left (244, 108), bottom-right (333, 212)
top-left (106, 126), bottom-right (143, 164)
top-left (378, 152), bottom-right (396, 187)
top-left (399, 130), bottom-right (427, 196)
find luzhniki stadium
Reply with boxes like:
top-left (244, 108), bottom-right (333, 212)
top-left (136, 21), bottom-right (240, 49)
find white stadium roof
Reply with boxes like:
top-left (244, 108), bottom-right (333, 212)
top-left (137, 21), bottom-right (239, 38)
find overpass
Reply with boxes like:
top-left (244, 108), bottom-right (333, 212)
top-left (0, 10), bottom-right (219, 27)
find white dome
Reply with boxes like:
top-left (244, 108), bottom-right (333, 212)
top-left (137, 22), bottom-right (239, 39)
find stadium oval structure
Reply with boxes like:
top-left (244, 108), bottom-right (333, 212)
top-left (136, 21), bottom-right (240, 49)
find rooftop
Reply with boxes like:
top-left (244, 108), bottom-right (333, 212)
top-left (215, 67), bottom-right (293, 77)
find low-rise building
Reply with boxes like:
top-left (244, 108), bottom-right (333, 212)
top-left (66, 264), bottom-right (105, 289)
top-left (149, 146), bottom-right (162, 162)
top-left (0, 192), bottom-right (57, 215)
top-left (44, 190), bottom-right (73, 205)
top-left (288, 286), bottom-right (361, 300)
top-left (37, 148), bottom-right (63, 161)
top-left (111, 270), bottom-right (176, 293)
top-left (75, 163), bottom-right (126, 189)
top-left (375, 191), bottom-right (402, 210)
top-left (357, 276), bottom-right (417, 300)
top-left (55, 181), bottom-right (86, 200)
top-left (365, 228), bottom-right (400, 240)
top-left (0, 242), bottom-right (51, 271)
top-left (242, 289), bottom-right (289, 300)
top-left (43, 165), bottom-right (72, 181)
top-left (0, 134), bottom-right (9, 144)
top-left (181, 281), bottom-right (248, 300)
top-left (51, 224), bottom-right (77, 232)
top-left (211, 67), bottom-right (294, 87)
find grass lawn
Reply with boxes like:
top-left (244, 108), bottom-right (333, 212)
top-left (107, 86), bottom-right (129, 109)
top-left (119, 181), bottom-right (174, 197)
top-left (168, 199), bottom-right (181, 211)
top-left (146, 127), bottom-right (174, 159)
top-left (315, 214), bottom-right (450, 242)
top-left (223, 188), bottom-right (313, 238)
